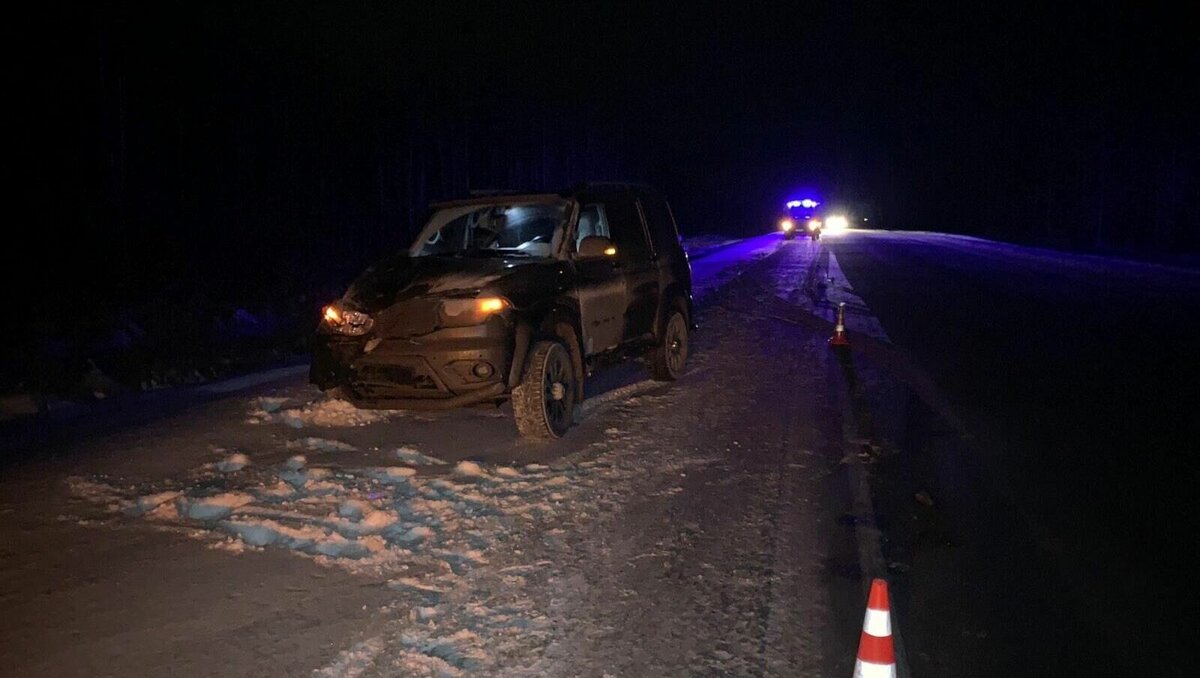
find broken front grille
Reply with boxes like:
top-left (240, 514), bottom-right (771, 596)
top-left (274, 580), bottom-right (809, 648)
top-left (352, 356), bottom-right (447, 397)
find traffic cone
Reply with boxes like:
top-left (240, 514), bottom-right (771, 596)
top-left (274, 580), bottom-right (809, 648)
top-left (830, 302), bottom-right (851, 347)
top-left (854, 578), bottom-right (897, 678)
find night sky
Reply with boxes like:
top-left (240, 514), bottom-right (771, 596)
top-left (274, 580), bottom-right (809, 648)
top-left (7, 1), bottom-right (1198, 388)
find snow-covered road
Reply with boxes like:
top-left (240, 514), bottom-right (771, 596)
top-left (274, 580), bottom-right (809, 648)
top-left (1, 233), bottom-right (877, 676)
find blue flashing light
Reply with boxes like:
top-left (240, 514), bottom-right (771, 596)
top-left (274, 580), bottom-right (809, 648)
top-left (787, 199), bottom-right (820, 209)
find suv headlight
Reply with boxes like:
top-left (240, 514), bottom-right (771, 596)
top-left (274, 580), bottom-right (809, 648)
top-left (321, 302), bottom-right (374, 336)
top-left (438, 296), bottom-right (511, 327)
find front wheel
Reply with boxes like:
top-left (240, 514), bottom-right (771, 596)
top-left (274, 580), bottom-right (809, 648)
top-left (647, 308), bottom-right (689, 381)
top-left (512, 341), bottom-right (577, 439)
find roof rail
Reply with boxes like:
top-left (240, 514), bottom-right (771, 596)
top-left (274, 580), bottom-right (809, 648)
top-left (574, 181), bottom-right (655, 192)
top-left (468, 188), bottom-right (529, 197)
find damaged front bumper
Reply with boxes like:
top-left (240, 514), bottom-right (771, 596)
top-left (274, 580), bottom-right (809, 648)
top-left (310, 318), bottom-right (515, 409)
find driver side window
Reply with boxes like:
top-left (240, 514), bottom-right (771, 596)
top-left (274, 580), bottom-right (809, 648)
top-left (576, 203), bottom-right (611, 250)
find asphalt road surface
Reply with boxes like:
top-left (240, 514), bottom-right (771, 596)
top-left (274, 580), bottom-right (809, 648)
top-left (2, 230), bottom-right (1195, 676)
top-left (826, 230), bottom-right (1200, 676)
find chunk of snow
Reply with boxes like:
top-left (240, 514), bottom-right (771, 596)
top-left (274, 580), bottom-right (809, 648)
top-left (176, 492), bottom-right (254, 521)
top-left (359, 535), bottom-right (388, 554)
top-left (208, 538), bottom-right (249, 554)
top-left (278, 469), bottom-right (307, 489)
top-left (493, 466), bottom-right (522, 479)
top-left (399, 629), bottom-right (487, 670)
top-left (371, 467), bottom-right (417, 484)
top-left (254, 482), bottom-right (296, 500)
top-left (125, 491), bottom-right (182, 517)
top-left (313, 534), bottom-right (371, 559)
top-left (220, 518), bottom-right (372, 558)
top-left (222, 521), bottom-right (281, 546)
top-left (216, 452), bottom-right (250, 472)
top-left (452, 460), bottom-right (493, 482)
top-left (276, 398), bottom-right (395, 428)
top-left (287, 437), bottom-right (357, 453)
top-left (304, 480), bottom-right (345, 495)
top-left (338, 499), bottom-right (370, 521)
top-left (285, 454), bottom-right (307, 470)
top-left (394, 525), bottom-right (435, 545)
top-left (359, 510), bottom-right (398, 533)
top-left (392, 446), bottom-right (447, 465)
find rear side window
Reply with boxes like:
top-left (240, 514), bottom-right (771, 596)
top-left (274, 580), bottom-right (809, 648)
top-left (638, 192), bottom-right (681, 253)
top-left (602, 195), bottom-right (652, 261)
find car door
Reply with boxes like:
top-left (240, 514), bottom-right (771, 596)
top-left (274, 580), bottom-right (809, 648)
top-left (604, 193), bottom-right (660, 342)
top-left (572, 201), bottom-right (627, 355)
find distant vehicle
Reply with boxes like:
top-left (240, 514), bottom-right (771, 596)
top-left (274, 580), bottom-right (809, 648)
top-left (310, 183), bottom-right (694, 439)
top-left (783, 199), bottom-right (823, 240)
top-left (782, 199), bottom-right (853, 239)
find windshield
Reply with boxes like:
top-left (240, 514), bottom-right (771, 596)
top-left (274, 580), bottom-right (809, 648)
top-left (410, 201), bottom-right (569, 258)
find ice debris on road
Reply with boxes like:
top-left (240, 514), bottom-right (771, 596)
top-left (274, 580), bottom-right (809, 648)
top-left (67, 429), bottom-right (635, 675)
top-left (68, 442), bottom-right (597, 581)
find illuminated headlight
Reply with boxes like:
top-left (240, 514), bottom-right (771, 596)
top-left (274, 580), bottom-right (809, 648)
top-left (825, 215), bottom-right (849, 232)
top-left (322, 302), bottom-right (374, 336)
top-left (807, 219), bottom-right (822, 231)
top-left (779, 218), bottom-right (795, 232)
top-left (438, 296), bottom-right (511, 327)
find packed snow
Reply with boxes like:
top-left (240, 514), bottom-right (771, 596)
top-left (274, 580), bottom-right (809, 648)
top-left (68, 388), bottom-right (654, 674)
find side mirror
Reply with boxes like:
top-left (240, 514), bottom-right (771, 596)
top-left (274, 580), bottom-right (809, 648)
top-left (578, 236), bottom-right (617, 259)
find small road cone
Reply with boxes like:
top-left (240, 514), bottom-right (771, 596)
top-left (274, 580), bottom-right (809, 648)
top-left (830, 302), bottom-right (851, 347)
top-left (854, 578), bottom-right (896, 678)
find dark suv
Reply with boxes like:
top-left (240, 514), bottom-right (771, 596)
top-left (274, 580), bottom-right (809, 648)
top-left (310, 183), bottom-right (694, 438)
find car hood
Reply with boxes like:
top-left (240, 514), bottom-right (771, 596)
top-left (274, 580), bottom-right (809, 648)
top-left (342, 255), bottom-right (542, 312)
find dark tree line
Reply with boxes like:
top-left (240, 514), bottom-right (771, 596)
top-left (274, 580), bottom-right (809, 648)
top-left (6, 2), bottom-right (1197, 394)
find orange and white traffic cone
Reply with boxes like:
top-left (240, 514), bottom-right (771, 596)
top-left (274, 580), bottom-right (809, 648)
top-left (853, 578), bottom-right (897, 677)
top-left (830, 302), bottom-right (851, 347)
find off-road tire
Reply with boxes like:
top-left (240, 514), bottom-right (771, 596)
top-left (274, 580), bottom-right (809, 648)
top-left (647, 307), bottom-right (689, 381)
top-left (512, 341), bottom-right (576, 439)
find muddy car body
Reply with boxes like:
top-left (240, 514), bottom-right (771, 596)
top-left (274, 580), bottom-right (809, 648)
top-left (311, 183), bottom-right (693, 438)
